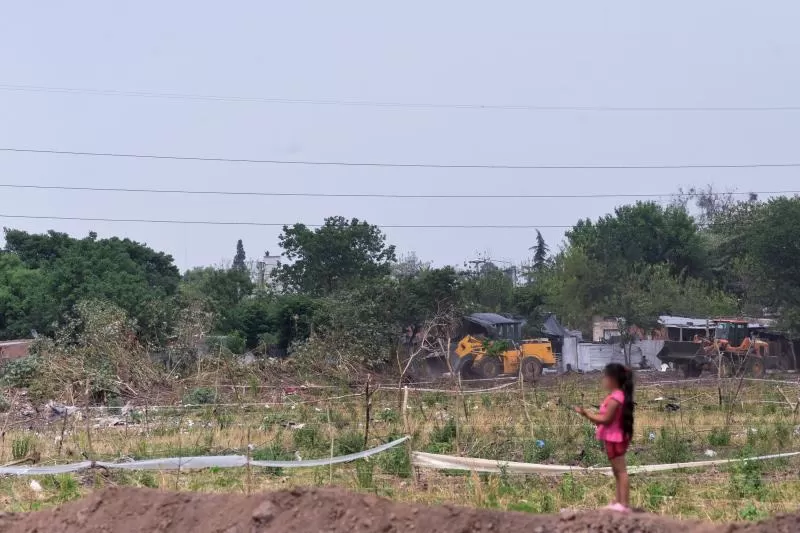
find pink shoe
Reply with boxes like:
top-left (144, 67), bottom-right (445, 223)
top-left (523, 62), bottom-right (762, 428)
top-left (607, 503), bottom-right (631, 513)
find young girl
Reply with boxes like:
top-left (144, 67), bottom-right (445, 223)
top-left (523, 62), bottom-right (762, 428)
top-left (575, 363), bottom-right (635, 513)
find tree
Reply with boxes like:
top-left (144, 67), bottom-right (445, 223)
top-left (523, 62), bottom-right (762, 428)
top-left (730, 197), bottom-right (800, 335)
top-left (566, 202), bottom-right (709, 280)
top-left (273, 216), bottom-right (397, 295)
top-left (532, 230), bottom-right (549, 270)
top-left (460, 261), bottom-right (516, 313)
top-left (181, 266), bottom-right (253, 332)
top-left (233, 239), bottom-right (247, 272)
top-left (2, 229), bottom-right (181, 343)
top-left (0, 253), bottom-right (52, 339)
top-left (607, 264), bottom-right (737, 363)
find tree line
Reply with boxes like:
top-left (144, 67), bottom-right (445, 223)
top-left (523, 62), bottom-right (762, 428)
top-left (2, 192), bottom-right (800, 369)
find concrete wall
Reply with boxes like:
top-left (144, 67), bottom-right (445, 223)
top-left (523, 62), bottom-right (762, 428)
top-left (562, 336), bottom-right (579, 371)
top-left (576, 340), bottom-right (665, 372)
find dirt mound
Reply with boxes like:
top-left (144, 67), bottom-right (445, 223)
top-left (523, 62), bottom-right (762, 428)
top-left (0, 487), bottom-right (795, 533)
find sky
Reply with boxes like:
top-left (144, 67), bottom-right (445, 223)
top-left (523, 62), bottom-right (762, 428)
top-left (1, 2), bottom-right (799, 271)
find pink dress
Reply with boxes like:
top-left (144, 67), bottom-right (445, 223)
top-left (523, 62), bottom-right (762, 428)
top-left (596, 389), bottom-right (626, 443)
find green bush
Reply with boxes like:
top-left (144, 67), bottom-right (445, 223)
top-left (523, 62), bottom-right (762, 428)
top-left (335, 431), bottom-right (365, 456)
top-left (12, 436), bottom-right (33, 460)
top-left (0, 356), bottom-right (40, 388)
top-left (708, 427), bottom-right (731, 447)
top-left (183, 387), bottom-right (217, 405)
top-left (426, 418), bottom-right (457, 454)
top-left (644, 481), bottom-right (679, 511)
top-left (252, 442), bottom-right (293, 476)
top-left (654, 428), bottom-right (692, 464)
top-left (729, 454), bottom-right (766, 500)
top-left (378, 437), bottom-right (412, 478)
top-left (292, 426), bottom-right (324, 453)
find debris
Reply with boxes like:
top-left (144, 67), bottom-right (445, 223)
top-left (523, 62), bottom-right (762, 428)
top-left (704, 449), bottom-right (718, 458)
top-left (44, 401), bottom-right (79, 420)
top-left (29, 480), bottom-right (42, 493)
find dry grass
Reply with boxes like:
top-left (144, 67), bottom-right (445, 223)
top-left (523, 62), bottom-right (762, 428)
top-left (2, 373), bottom-right (800, 522)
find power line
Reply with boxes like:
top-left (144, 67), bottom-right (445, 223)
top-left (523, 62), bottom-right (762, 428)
top-left (3, 147), bottom-right (800, 170)
top-left (2, 83), bottom-right (800, 113)
top-left (0, 214), bottom-right (568, 229)
top-left (0, 213), bottom-right (756, 230)
top-left (0, 183), bottom-right (790, 200)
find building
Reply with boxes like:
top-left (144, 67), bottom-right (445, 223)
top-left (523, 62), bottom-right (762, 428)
top-left (255, 251), bottom-right (281, 289)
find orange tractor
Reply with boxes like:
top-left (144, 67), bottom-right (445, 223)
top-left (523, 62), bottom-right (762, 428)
top-left (657, 319), bottom-right (772, 378)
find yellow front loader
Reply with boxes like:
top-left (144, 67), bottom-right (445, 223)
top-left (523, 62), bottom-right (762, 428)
top-left (449, 314), bottom-right (557, 382)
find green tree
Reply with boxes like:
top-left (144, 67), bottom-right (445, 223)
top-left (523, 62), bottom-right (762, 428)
top-left (181, 266), bottom-right (253, 332)
top-left (273, 216), bottom-right (396, 295)
top-left (2, 229), bottom-right (181, 343)
top-left (0, 253), bottom-right (52, 339)
top-left (233, 239), bottom-right (247, 272)
top-left (460, 262), bottom-right (515, 313)
top-left (726, 197), bottom-right (800, 334)
top-left (532, 230), bottom-right (549, 270)
top-left (608, 264), bottom-right (737, 362)
top-left (567, 202), bottom-right (709, 280)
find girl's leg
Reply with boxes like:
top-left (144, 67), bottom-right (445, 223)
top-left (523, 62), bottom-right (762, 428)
top-left (610, 455), bottom-right (629, 508)
top-left (605, 442), bottom-right (619, 505)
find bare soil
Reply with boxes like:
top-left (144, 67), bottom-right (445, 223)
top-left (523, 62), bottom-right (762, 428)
top-left (0, 487), bottom-right (797, 533)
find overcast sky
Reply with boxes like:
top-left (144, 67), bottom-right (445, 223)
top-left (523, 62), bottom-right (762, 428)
top-left (1, 2), bottom-right (799, 271)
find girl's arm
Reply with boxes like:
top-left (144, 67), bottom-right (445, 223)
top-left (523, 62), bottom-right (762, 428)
top-left (575, 400), bottom-right (619, 425)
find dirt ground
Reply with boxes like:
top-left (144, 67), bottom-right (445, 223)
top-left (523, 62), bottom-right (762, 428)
top-left (0, 487), bottom-right (797, 533)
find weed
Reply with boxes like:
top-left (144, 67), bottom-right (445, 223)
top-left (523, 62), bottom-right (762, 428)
top-left (422, 392), bottom-right (447, 408)
top-left (135, 472), bottom-right (159, 489)
top-left (739, 502), bottom-right (768, 521)
top-left (40, 474), bottom-right (80, 503)
top-left (378, 437), bottom-right (412, 478)
top-left (378, 408), bottom-right (400, 424)
top-left (214, 409), bottom-right (235, 430)
top-left (293, 426), bottom-right (324, 453)
top-left (12, 436), bottom-right (33, 461)
top-left (644, 481), bottom-right (678, 511)
top-left (252, 442), bottom-right (292, 476)
top-left (708, 427), bottom-right (731, 447)
top-left (355, 459), bottom-right (375, 490)
top-left (183, 387), bottom-right (217, 405)
top-left (729, 454), bottom-right (766, 500)
top-left (559, 474), bottom-right (585, 504)
top-left (335, 431), bottom-right (365, 456)
top-left (426, 419), bottom-right (457, 454)
top-left (653, 428), bottom-right (692, 464)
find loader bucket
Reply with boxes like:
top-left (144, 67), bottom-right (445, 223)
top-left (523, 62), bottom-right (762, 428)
top-left (657, 341), bottom-right (708, 365)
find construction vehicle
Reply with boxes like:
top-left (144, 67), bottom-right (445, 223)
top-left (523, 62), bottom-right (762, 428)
top-left (448, 313), bottom-right (557, 381)
top-left (657, 319), bottom-right (772, 379)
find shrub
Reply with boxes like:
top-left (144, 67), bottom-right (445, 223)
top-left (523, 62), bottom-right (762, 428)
top-left (654, 428), bottom-right (692, 464)
top-left (0, 356), bottom-right (40, 388)
top-left (252, 442), bottom-right (293, 476)
top-left (183, 387), bottom-right (217, 405)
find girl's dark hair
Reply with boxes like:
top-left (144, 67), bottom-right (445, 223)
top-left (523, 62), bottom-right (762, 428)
top-left (604, 363), bottom-right (635, 439)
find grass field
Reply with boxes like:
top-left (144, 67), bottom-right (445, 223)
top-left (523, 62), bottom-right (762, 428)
top-left (2, 372), bottom-right (800, 522)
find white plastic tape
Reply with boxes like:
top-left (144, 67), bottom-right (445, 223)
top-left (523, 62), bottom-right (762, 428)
top-left (0, 437), bottom-right (409, 476)
top-left (411, 450), bottom-right (800, 477)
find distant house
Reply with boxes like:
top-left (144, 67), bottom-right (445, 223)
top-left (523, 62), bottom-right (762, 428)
top-left (0, 339), bottom-right (32, 364)
top-left (592, 315), bottom-right (712, 343)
